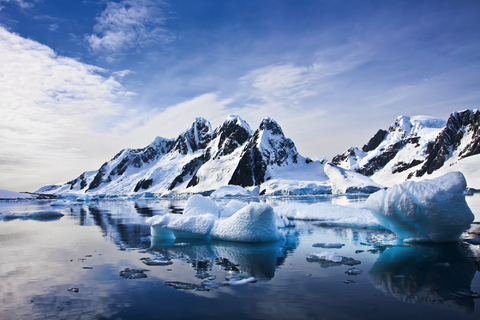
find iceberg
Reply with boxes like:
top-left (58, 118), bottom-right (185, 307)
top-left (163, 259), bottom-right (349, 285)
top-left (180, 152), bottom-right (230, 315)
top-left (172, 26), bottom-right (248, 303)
top-left (365, 172), bottom-right (474, 242)
top-left (167, 214), bottom-right (217, 239)
top-left (210, 203), bottom-right (285, 243)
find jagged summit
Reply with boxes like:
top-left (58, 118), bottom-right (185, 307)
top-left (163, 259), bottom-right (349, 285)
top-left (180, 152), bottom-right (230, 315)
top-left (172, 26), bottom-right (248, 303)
top-left (172, 117), bottom-right (213, 155)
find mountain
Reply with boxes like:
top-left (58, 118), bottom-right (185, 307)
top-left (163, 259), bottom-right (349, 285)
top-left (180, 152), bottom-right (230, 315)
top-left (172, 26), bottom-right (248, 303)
top-left (332, 109), bottom-right (480, 187)
top-left (37, 115), bottom-right (381, 196)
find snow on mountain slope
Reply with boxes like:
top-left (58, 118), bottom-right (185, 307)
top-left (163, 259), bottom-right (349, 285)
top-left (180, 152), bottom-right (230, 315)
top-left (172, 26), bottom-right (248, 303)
top-left (332, 115), bottom-right (447, 187)
top-left (412, 109), bottom-right (480, 179)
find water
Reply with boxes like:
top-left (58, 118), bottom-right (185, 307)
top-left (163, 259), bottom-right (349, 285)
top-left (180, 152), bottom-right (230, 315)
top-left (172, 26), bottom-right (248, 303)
top-left (1, 195), bottom-right (480, 319)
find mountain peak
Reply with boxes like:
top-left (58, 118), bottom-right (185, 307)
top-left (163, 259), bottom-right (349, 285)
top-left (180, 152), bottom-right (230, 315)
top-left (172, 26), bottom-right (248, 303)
top-left (172, 118), bottom-right (213, 155)
top-left (259, 117), bottom-right (284, 135)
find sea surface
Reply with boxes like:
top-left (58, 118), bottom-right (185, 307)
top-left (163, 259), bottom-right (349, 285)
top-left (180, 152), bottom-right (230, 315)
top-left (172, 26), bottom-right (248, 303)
top-left (1, 194), bottom-right (480, 320)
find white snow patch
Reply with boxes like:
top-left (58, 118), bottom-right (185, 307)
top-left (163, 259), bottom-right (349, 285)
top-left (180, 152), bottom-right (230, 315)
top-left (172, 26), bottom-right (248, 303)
top-left (210, 185), bottom-right (259, 198)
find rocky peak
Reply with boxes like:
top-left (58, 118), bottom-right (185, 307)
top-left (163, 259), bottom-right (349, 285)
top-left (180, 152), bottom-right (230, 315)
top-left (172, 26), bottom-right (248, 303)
top-left (172, 117), bottom-right (213, 155)
top-left (259, 117), bottom-right (284, 135)
top-left (413, 109), bottom-right (480, 177)
top-left (211, 115), bottom-right (253, 158)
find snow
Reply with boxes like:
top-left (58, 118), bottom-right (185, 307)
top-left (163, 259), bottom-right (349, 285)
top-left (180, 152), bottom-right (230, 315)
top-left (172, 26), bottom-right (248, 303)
top-left (167, 214), bottom-right (217, 239)
top-left (261, 178), bottom-right (331, 196)
top-left (210, 185), bottom-right (259, 198)
top-left (0, 189), bottom-right (33, 199)
top-left (210, 203), bottom-right (285, 242)
top-left (183, 195), bottom-right (221, 218)
top-left (365, 172), bottom-right (474, 242)
top-left (274, 203), bottom-right (384, 229)
top-left (324, 163), bottom-right (384, 194)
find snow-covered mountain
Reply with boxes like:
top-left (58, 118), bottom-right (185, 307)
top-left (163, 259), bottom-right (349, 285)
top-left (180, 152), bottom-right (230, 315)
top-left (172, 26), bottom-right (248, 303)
top-left (37, 115), bottom-right (381, 197)
top-left (332, 109), bottom-right (480, 187)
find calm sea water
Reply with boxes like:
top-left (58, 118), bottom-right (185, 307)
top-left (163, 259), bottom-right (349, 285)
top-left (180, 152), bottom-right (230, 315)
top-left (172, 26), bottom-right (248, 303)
top-left (1, 195), bottom-right (480, 320)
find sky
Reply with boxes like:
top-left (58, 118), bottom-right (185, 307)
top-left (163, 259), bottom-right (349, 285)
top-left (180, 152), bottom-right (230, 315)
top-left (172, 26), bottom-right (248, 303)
top-left (0, 0), bottom-right (479, 192)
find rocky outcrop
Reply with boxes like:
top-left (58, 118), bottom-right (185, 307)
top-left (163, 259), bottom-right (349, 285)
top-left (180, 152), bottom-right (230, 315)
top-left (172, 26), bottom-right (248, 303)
top-left (413, 109), bottom-right (480, 177)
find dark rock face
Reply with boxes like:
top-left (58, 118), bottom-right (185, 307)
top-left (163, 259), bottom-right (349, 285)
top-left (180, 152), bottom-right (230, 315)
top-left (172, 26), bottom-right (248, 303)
top-left (87, 138), bottom-right (174, 191)
top-left (331, 147), bottom-right (360, 166)
top-left (362, 129), bottom-right (388, 153)
top-left (229, 117), bottom-right (301, 187)
top-left (172, 118), bottom-right (212, 155)
top-left (168, 152), bottom-right (211, 190)
top-left (414, 109), bottom-right (480, 177)
top-left (65, 172), bottom-right (89, 190)
top-left (211, 116), bottom-right (251, 159)
top-left (134, 179), bottom-right (154, 192)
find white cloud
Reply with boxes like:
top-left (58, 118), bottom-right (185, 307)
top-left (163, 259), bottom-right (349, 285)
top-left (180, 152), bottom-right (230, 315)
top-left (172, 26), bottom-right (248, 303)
top-left (0, 26), bottom-right (140, 191)
top-left (86, 0), bottom-right (174, 57)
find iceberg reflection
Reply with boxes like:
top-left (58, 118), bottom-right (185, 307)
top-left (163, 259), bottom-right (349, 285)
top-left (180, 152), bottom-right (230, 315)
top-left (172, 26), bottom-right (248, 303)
top-left (150, 231), bottom-right (297, 280)
top-left (369, 243), bottom-right (478, 313)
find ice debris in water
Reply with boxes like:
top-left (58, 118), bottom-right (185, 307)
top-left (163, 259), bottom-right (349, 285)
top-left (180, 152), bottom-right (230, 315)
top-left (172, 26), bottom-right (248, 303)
top-left (164, 281), bottom-right (215, 291)
top-left (50, 200), bottom-right (70, 206)
top-left (119, 268), bottom-right (149, 279)
top-left (306, 252), bottom-right (361, 267)
top-left (140, 257), bottom-right (173, 266)
top-left (312, 243), bottom-right (344, 249)
top-left (365, 172), bottom-right (474, 243)
top-left (345, 267), bottom-right (363, 275)
top-left (67, 288), bottom-right (79, 293)
top-left (0, 210), bottom-right (64, 221)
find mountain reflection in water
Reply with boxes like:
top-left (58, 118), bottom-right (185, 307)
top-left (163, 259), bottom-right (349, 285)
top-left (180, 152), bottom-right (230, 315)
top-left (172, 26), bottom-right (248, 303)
top-left (369, 243), bottom-right (478, 314)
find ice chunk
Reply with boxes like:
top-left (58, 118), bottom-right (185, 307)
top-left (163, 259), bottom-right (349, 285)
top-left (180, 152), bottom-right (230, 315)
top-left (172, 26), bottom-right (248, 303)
top-left (166, 214), bottom-right (217, 239)
top-left (210, 203), bottom-right (285, 242)
top-left (312, 243), bottom-right (344, 249)
top-left (146, 214), bottom-right (179, 238)
top-left (306, 252), bottom-right (361, 267)
top-left (365, 172), bottom-right (474, 242)
top-left (274, 203), bottom-right (384, 229)
top-left (210, 185), bottom-right (259, 198)
top-left (184, 195), bottom-right (221, 218)
top-left (50, 200), bottom-right (70, 206)
top-left (0, 210), bottom-right (64, 221)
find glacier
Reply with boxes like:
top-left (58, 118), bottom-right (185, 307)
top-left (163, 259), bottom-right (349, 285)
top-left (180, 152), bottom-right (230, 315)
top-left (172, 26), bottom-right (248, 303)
top-left (365, 171), bottom-right (474, 242)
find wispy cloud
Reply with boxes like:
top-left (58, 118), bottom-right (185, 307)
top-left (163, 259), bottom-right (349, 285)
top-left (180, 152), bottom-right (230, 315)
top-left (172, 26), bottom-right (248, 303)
top-left (0, 0), bottom-right (35, 9)
top-left (0, 26), bottom-right (139, 191)
top-left (85, 0), bottom-right (175, 59)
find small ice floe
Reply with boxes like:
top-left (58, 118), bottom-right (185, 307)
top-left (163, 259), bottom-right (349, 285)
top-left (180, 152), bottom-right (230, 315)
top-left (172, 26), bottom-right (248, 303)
top-left (345, 267), bottom-right (363, 275)
top-left (0, 210), bottom-right (64, 221)
top-left (119, 268), bottom-right (149, 279)
top-left (274, 203), bottom-right (383, 229)
top-left (312, 243), bottom-right (344, 249)
top-left (67, 288), bottom-right (79, 293)
top-left (140, 257), bottom-right (173, 266)
top-left (306, 252), bottom-right (361, 267)
top-left (50, 200), bottom-right (70, 206)
top-left (164, 281), bottom-right (219, 291)
top-left (365, 172), bottom-right (474, 243)
top-left (223, 273), bottom-right (257, 286)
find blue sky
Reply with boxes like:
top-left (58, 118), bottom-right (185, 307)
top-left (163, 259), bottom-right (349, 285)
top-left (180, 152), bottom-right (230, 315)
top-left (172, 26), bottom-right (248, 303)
top-left (1, 0), bottom-right (479, 191)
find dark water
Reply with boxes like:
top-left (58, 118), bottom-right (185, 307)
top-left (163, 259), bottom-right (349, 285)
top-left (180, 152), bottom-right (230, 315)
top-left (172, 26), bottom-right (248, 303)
top-left (1, 195), bottom-right (480, 320)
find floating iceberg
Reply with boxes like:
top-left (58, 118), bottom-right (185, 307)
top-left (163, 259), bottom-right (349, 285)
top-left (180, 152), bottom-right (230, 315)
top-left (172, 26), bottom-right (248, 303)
top-left (210, 203), bottom-right (285, 242)
top-left (167, 214), bottom-right (217, 239)
top-left (365, 172), bottom-right (474, 242)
